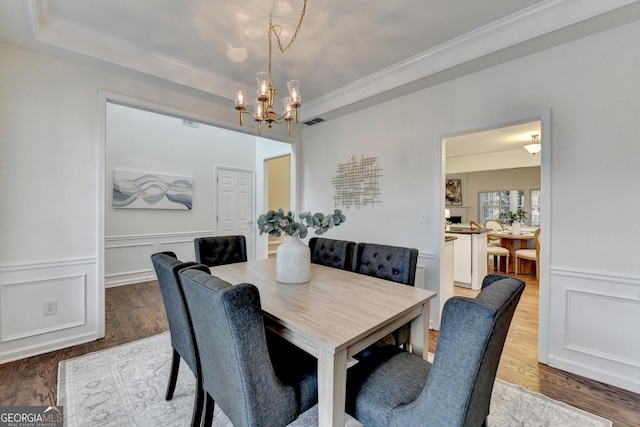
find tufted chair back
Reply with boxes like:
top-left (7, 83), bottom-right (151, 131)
top-left (308, 237), bottom-right (356, 270)
top-left (178, 268), bottom-right (318, 427)
top-left (352, 243), bottom-right (418, 286)
top-left (194, 235), bottom-right (247, 267)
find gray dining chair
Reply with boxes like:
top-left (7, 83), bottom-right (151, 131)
top-left (178, 267), bottom-right (318, 427)
top-left (194, 235), bottom-right (247, 267)
top-left (150, 252), bottom-right (211, 427)
top-left (346, 274), bottom-right (526, 427)
top-left (308, 237), bottom-right (356, 270)
top-left (352, 242), bottom-right (418, 351)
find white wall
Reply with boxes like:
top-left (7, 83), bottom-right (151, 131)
top-left (301, 21), bottom-right (640, 393)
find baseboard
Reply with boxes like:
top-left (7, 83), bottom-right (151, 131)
top-left (548, 354), bottom-right (640, 394)
top-left (0, 331), bottom-right (99, 365)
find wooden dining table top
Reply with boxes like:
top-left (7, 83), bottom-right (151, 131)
top-left (210, 258), bottom-right (435, 356)
top-left (487, 230), bottom-right (536, 240)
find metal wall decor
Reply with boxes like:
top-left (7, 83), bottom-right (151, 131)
top-left (332, 155), bottom-right (382, 209)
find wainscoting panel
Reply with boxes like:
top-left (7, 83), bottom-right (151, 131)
top-left (0, 257), bottom-right (100, 364)
top-left (105, 231), bottom-right (214, 287)
top-left (1, 274), bottom-right (85, 342)
top-left (547, 268), bottom-right (640, 394)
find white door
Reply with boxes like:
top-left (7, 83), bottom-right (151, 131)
top-left (216, 168), bottom-right (254, 259)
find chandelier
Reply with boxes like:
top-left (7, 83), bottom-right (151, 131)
top-left (524, 134), bottom-right (541, 155)
top-left (234, 1), bottom-right (307, 135)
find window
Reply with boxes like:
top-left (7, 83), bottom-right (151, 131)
top-left (478, 190), bottom-right (525, 225)
top-left (530, 189), bottom-right (540, 227)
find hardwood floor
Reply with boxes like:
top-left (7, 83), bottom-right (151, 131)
top-left (1, 272), bottom-right (639, 426)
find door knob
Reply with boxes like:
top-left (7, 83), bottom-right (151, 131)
top-left (247, 220), bottom-right (253, 224)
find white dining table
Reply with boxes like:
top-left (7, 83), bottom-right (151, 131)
top-left (210, 258), bottom-right (437, 427)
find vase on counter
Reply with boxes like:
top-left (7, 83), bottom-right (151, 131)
top-left (276, 235), bottom-right (310, 283)
top-left (512, 222), bottom-right (521, 236)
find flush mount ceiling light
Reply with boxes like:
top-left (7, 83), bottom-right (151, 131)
top-left (234, 0), bottom-right (307, 136)
top-left (524, 134), bottom-right (541, 155)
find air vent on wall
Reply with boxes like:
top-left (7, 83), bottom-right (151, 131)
top-left (303, 117), bottom-right (325, 126)
top-left (182, 119), bottom-right (199, 128)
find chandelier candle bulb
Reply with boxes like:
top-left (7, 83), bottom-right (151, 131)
top-left (235, 83), bottom-right (247, 108)
top-left (287, 80), bottom-right (301, 105)
top-left (283, 96), bottom-right (292, 118)
top-left (257, 72), bottom-right (269, 100)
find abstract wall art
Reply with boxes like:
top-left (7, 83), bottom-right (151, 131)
top-left (445, 178), bottom-right (462, 206)
top-left (113, 170), bottom-right (193, 210)
top-left (332, 155), bottom-right (382, 209)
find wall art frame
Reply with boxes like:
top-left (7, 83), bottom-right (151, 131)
top-left (113, 170), bottom-right (193, 210)
top-left (445, 178), bottom-right (463, 206)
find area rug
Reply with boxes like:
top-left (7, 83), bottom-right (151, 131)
top-left (58, 332), bottom-right (612, 427)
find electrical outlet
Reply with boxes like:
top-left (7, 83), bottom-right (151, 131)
top-left (44, 300), bottom-right (57, 316)
top-left (419, 211), bottom-right (428, 223)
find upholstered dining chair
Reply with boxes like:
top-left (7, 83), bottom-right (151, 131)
top-left (483, 219), bottom-right (509, 272)
top-left (150, 252), bottom-right (210, 427)
top-left (346, 274), bottom-right (526, 427)
top-left (469, 220), bottom-right (482, 230)
top-left (352, 242), bottom-right (418, 351)
top-left (308, 237), bottom-right (356, 270)
top-left (194, 235), bottom-right (247, 267)
top-left (515, 228), bottom-right (541, 279)
top-left (487, 244), bottom-right (510, 274)
top-left (178, 268), bottom-right (318, 427)
top-left (483, 219), bottom-right (504, 245)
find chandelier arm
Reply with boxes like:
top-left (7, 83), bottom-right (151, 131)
top-left (239, 110), bottom-right (292, 125)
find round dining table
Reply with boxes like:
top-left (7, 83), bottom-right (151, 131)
top-left (487, 231), bottom-right (537, 275)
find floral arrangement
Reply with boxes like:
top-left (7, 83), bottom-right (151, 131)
top-left (499, 209), bottom-right (527, 226)
top-left (257, 208), bottom-right (346, 239)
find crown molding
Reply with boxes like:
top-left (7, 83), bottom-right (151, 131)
top-left (301, 0), bottom-right (640, 121)
top-left (28, 0), bottom-right (236, 100)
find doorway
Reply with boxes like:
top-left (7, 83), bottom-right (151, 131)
top-left (441, 111), bottom-right (551, 363)
top-left (216, 167), bottom-right (255, 258)
top-left (264, 154), bottom-right (291, 257)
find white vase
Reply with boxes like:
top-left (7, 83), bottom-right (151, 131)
top-left (512, 222), bottom-right (521, 236)
top-left (276, 235), bottom-right (310, 283)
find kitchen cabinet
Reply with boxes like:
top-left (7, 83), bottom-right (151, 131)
top-left (445, 227), bottom-right (488, 290)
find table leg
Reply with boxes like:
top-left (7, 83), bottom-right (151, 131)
top-left (317, 347), bottom-right (347, 427)
top-left (410, 303), bottom-right (430, 360)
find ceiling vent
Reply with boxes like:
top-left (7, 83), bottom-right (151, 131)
top-left (303, 117), bottom-right (325, 126)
